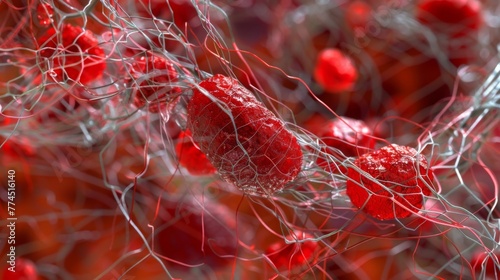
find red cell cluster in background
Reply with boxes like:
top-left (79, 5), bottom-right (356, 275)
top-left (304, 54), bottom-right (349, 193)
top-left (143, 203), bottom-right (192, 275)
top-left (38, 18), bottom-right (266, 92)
top-left (1, 258), bottom-right (38, 280)
top-left (127, 53), bottom-right (183, 113)
top-left (37, 24), bottom-right (106, 85)
top-left (346, 144), bottom-right (435, 220)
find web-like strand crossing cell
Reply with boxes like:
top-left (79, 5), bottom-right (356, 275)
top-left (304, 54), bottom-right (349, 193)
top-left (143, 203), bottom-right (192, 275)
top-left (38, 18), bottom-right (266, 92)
top-left (187, 74), bottom-right (303, 197)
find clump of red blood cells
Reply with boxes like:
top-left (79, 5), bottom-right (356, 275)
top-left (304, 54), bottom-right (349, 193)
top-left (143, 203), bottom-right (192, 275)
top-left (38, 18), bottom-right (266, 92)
top-left (127, 53), bottom-right (183, 113)
top-left (187, 74), bottom-right (303, 197)
top-left (415, 0), bottom-right (483, 37)
top-left (346, 144), bottom-right (435, 220)
top-left (315, 117), bottom-right (375, 172)
top-left (37, 24), bottom-right (106, 85)
top-left (1, 258), bottom-right (38, 280)
top-left (175, 130), bottom-right (216, 176)
top-left (155, 197), bottom-right (239, 270)
top-left (313, 48), bottom-right (358, 94)
top-left (265, 231), bottom-right (318, 272)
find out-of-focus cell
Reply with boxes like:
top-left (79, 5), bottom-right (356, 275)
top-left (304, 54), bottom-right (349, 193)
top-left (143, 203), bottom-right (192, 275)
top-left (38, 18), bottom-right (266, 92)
top-left (175, 130), bottom-right (216, 176)
top-left (345, 1), bottom-right (372, 30)
top-left (346, 144), bottom-right (435, 220)
top-left (37, 24), bottom-right (106, 85)
top-left (155, 197), bottom-right (240, 271)
top-left (315, 117), bottom-right (375, 173)
top-left (415, 0), bottom-right (483, 37)
top-left (314, 48), bottom-right (358, 93)
top-left (36, 2), bottom-right (54, 27)
top-left (187, 74), bottom-right (303, 197)
top-left (1, 258), bottom-right (38, 280)
top-left (127, 53), bottom-right (183, 113)
top-left (265, 231), bottom-right (318, 272)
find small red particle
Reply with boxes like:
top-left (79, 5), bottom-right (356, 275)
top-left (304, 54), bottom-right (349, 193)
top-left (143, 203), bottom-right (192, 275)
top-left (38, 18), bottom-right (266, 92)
top-left (38, 24), bottom-right (106, 85)
top-left (2, 258), bottom-right (38, 280)
top-left (128, 54), bottom-right (183, 113)
top-left (175, 130), bottom-right (216, 176)
top-left (415, 0), bottom-right (483, 37)
top-left (265, 232), bottom-right (318, 271)
top-left (346, 144), bottom-right (435, 220)
top-left (187, 74), bottom-right (303, 197)
top-left (314, 48), bottom-right (358, 94)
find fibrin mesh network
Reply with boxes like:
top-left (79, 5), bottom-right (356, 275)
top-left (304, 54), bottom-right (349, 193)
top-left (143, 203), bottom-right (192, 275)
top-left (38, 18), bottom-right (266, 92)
top-left (0, 0), bottom-right (499, 279)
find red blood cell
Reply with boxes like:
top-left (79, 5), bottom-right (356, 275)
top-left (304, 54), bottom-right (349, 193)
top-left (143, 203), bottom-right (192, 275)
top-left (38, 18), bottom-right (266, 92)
top-left (314, 48), bottom-right (358, 94)
top-left (187, 74), bottom-right (303, 196)
top-left (175, 130), bottom-right (216, 176)
top-left (345, 1), bottom-right (372, 30)
top-left (316, 117), bottom-right (375, 173)
top-left (265, 231), bottom-right (318, 271)
top-left (38, 24), bottom-right (106, 85)
top-left (36, 2), bottom-right (54, 27)
top-left (128, 54), bottom-right (183, 113)
top-left (346, 144), bottom-right (435, 220)
top-left (1, 258), bottom-right (38, 280)
top-left (156, 197), bottom-right (238, 270)
top-left (415, 0), bottom-right (483, 37)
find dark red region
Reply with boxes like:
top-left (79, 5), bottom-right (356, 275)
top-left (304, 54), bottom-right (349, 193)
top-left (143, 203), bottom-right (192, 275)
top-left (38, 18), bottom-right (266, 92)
top-left (155, 197), bottom-right (238, 270)
top-left (315, 117), bottom-right (375, 173)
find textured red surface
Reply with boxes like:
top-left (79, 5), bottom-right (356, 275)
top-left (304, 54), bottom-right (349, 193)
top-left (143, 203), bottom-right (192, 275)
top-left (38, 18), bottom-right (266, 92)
top-left (175, 130), bottom-right (216, 176)
top-left (128, 54), bottom-right (182, 113)
top-left (416, 0), bottom-right (483, 37)
top-left (187, 74), bottom-right (303, 196)
top-left (313, 48), bottom-right (358, 93)
top-left (265, 232), bottom-right (318, 271)
top-left (346, 144), bottom-right (435, 220)
top-left (38, 24), bottom-right (106, 85)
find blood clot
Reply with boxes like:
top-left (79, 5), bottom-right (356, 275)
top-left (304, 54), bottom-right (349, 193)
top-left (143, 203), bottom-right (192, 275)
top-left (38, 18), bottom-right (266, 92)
top-left (346, 144), bottom-right (435, 220)
top-left (187, 74), bottom-right (303, 197)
